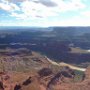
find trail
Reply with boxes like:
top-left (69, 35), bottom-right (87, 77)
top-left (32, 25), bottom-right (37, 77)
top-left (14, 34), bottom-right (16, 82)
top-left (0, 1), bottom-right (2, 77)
top-left (45, 56), bottom-right (86, 71)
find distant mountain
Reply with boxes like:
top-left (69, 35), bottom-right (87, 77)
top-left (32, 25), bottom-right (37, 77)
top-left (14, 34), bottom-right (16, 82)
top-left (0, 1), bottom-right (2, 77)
top-left (51, 27), bottom-right (90, 35)
top-left (0, 26), bottom-right (90, 66)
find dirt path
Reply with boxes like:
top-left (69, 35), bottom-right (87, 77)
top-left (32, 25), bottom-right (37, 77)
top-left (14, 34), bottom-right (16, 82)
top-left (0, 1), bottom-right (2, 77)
top-left (45, 56), bottom-right (86, 71)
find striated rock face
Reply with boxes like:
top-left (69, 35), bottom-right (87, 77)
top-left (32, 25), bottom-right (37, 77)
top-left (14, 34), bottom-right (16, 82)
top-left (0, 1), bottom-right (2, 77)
top-left (47, 67), bottom-right (90, 90)
top-left (0, 48), bottom-right (51, 90)
top-left (0, 66), bottom-right (90, 90)
top-left (37, 66), bottom-right (76, 90)
top-left (48, 67), bottom-right (75, 85)
top-left (0, 81), bottom-right (4, 90)
top-left (85, 67), bottom-right (90, 80)
top-left (38, 66), bottom-right (90, 90)
top-left (0, 71), bottom-right (40, 90)
top-left (0, 48), bottom-right (50, 72)
top-left (0, 48), bottom-right (90, 90)
top-left (46, 67), bottom-right (75, 90)
top-left (38, 68), bottom-right (53, 78)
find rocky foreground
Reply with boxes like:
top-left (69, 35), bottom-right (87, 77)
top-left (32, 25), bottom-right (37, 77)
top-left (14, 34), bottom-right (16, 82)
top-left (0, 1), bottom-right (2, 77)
top-left (0, 48), bottom-right (90, 90)
top-left (0, 66), bottom-right (90, 90)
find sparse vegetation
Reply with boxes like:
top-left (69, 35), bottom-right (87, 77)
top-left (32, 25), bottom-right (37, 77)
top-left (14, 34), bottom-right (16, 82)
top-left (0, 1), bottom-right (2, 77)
top-left (74, 70), bottom-right (85, 82)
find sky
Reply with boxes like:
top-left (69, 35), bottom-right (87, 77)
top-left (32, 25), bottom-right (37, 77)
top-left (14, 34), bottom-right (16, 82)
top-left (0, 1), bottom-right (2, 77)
top-left (0, 0), bottom-right (90, 27)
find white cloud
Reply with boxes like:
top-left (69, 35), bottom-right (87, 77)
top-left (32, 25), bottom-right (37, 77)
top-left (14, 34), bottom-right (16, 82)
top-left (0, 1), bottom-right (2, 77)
top-left (1, 16), bottom-right (90, 27)
top-left (10, 0), bottom-right (58, 19)
top-left (0, 1), bottom-right (20, 11)
top-left (10, 3), bottom-right (20, 11)
top-left (0, 0), bottom-right (88, 26)
top-left (81, 11), bottom-right (90, 17)
top-left (50, 0), bottom-right (86, 12)
top-left (46, 16), bottom-right (90, 27)
top-left (11, 12), bottom-right (28, 19)
top-left (11, 0), bottom-right (85, 20)
top-left (0, 3), bottom-right (12, 11)
top-left (0, 0), bottom-right (86, 19)
top-left (20, 0), bottom-right (53, 16)
top-left (13, 16), bottom-right (90, 27)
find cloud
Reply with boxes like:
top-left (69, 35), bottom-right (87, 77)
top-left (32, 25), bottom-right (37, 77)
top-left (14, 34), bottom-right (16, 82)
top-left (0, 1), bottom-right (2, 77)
top-left (10, 3), bottom-right (20, 11)
top-left (0, 1), bottom-right (20, 11)
top-left (48, 16), bottom-right (90, 27)
top-left (10, 0), bottom-right (58, 19)
top-left (10, 0), bottom-right (86, 20)
top-left (0, 0), bottom-right (88, 27)
top-left (33, 0), bottom-right (57, 7)
top-left (0, 3), bottom-right (12, 11)
top-left (50, 0), bottom-right (86, 12)
top-left (10, 12), bottom-right (27, 19)
top-left (81, 11), bottom-right (90, 17)
top-left (61, 17), bottom-right (89, 26)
